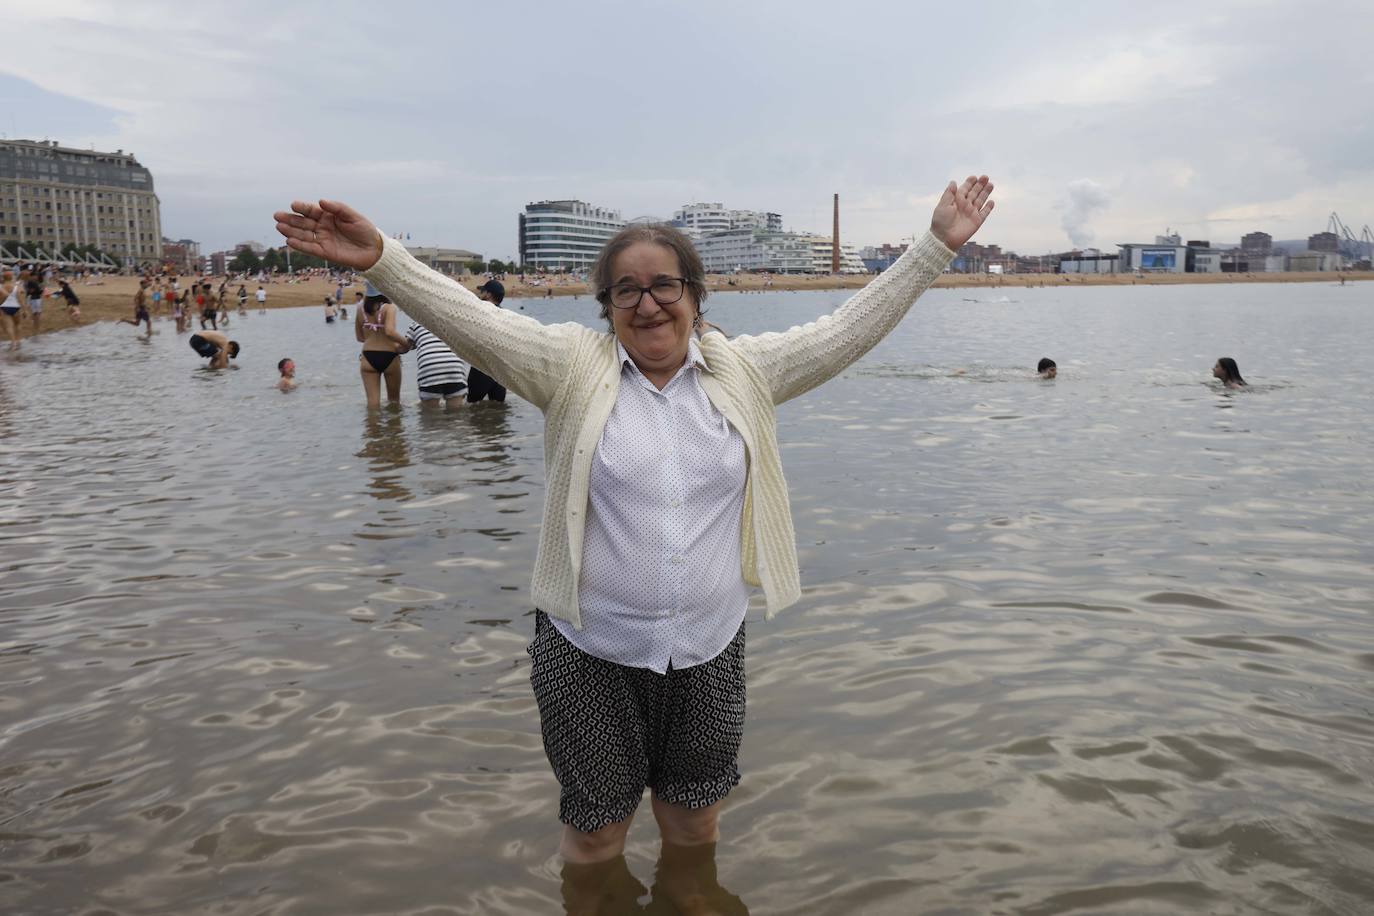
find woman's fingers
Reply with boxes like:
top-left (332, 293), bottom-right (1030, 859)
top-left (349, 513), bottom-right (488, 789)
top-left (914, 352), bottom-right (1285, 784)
top-left (275, 219), bottom-right (318, 244)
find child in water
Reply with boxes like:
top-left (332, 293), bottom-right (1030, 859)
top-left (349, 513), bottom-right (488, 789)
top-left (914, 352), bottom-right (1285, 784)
top-left (277, 357), bottom-right (297, 390)
top-left (1037, 357), bottom-right (1057, 379)
top-left (1213, 357), bottom-right (1246, 389)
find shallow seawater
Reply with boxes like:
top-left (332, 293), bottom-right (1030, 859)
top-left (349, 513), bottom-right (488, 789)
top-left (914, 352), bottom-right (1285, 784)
top-left (2, 281), bottom-right (1373, 915)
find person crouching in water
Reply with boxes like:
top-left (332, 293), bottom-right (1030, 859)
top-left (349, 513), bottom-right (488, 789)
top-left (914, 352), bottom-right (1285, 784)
top-left (356, 281), bottom-right (410, 407)
top-left (189, 329), bottom-right (239, 369)
top-left (1212, 357), bottom-right (1246, 389)
top-left (277, 357), bottom-right (297, 390)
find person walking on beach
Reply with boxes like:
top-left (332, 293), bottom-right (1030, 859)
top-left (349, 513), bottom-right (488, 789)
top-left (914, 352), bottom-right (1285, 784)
top-left (1213, 357), bottom-right (1246, 389)
top-left (355, 281), bottom-right (411, 408)
top-left (0, 270), bottom-right (22, 349)
top-left (275, 175), bottom-right (994, 878)
top-left (468, 280), bottom-right (509, 403)
top-left (188, 329), bottom-right (239, 369)
top-left (406, 318), bottom-right (469, 408)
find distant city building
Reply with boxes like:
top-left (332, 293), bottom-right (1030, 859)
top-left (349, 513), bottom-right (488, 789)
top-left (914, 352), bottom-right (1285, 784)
top-left (0, 138), bottom-right (162, 264)
top-left (1118, 241), bottom-right (1188, 273)
top-left (692, 227), bottom-right (813, 274)
top-left (1059, 253), bottom-right (1120, 274)
top-left (404, 245), bottom-right (483, 275)
top-left (672, 203), bottom-right (782, 238)
top-left (859, 242), bottom-right (908, 273)
top-left (237, 240), bottom-right (267, 255)
top-left (519, 199), bottom-right (625, 271)
top-left (1240, 231), bottom-right (1272, 254)
top-left (1186, 240), bottom-right (1222, 274)
top-left (1307, 231), bottom-right (1340, 253)
top-left (1289, 250), bottom-right (1342, 272)
top-left (801, 236), bottom-right (867, 274)
top-left (161, 237), bottom-right (200, 274)
top-left (952, 241), bottom-right (1003, 273)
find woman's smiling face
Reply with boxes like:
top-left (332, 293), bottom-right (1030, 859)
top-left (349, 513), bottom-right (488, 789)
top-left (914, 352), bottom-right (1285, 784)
top-left (607, 242), bottom-right (698, 385)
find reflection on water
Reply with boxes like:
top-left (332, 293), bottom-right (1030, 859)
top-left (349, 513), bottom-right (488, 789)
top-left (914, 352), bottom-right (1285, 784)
top-left (2, 283), bottom-right (1374, 914)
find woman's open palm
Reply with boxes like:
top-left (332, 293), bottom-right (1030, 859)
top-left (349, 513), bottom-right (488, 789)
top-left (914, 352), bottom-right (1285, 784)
top-left (273, 200), bottom-right (383, 270)
top-left (929, 175), bottom-right (995, 251)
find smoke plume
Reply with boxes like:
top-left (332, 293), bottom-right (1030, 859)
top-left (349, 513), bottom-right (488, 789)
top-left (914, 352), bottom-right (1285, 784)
top-left (1061, 179), bottom-right (1111, 248)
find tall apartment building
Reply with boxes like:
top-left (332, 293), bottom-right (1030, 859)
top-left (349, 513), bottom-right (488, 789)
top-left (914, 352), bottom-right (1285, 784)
top-left (0, 139), bottom-right (162, 264)
top-left (1240, 231), bottom-right (1272, 254)
top-left (519, 200), bottom-right (625, 271)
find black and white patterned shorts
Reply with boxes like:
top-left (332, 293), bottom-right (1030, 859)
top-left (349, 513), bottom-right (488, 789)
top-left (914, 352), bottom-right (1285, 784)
top-left (527, 610), bottom-right (746, 834)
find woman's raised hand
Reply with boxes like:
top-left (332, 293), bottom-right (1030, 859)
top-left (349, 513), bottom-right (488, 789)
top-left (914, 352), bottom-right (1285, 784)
top-left (929, 176), bottom-right (995, 251)
top-left (273, 200), bottom-right (384, 271)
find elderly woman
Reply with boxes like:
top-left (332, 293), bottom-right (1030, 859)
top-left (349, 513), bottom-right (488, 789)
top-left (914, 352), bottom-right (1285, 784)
top-left (273, 176), bottom-right (994, 863)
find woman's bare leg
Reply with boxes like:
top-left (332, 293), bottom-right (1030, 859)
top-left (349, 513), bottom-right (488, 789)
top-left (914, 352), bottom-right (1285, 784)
top-left (360, 360), bottom-right (383, 409)
top-left (383, 358), bottom-right (403, 403)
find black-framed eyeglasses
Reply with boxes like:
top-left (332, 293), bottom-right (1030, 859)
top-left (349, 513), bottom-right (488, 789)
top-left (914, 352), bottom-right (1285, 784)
top-left (602, 278), bottom-right (687, 309)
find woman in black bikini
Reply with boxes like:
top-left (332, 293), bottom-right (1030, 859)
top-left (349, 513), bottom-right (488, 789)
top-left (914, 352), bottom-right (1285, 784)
top-left (356, 282), bottom-right (410, 407)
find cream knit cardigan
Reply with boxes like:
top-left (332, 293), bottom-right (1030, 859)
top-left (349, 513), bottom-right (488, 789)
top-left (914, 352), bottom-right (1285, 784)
top-left (365, 230), bottom-right (953, 628)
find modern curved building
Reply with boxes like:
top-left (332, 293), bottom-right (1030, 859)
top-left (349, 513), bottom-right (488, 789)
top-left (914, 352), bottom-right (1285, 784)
top-left (518, 199), bottom-right (624, 271)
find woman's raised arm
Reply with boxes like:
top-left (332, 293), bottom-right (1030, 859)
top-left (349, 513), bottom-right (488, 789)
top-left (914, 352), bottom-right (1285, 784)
top-left (274, 199), bottom-right (585, 410)
top-left (726, 176), bottom-right (995, 404)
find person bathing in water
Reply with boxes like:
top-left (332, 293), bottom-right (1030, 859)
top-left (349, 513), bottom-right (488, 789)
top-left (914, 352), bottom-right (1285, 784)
top-left (189, 329), bottom-right (240, 369)
top-left (277, 357), bottom-right (298, 390)
top-left (1213, 357), bottom-right (1246, 389)
top-left (1036, 357), bottom-right (1057, 379)
top-left (356, 281), bottom-right (411, 407)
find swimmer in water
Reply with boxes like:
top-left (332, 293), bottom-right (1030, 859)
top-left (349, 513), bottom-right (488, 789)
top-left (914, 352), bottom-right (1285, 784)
top-left (1212, 357), bottom-right (1246, 389)
top-left (1037, 357), bottom-right (1057, 379)
top-left (189, 329), bottom-right (240, 369)
top-left (277, 357), bottom-right (297, 390)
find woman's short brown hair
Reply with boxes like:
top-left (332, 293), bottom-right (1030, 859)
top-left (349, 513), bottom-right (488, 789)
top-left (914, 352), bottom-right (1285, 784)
top-left (591, 223), bottom-right (708, 324)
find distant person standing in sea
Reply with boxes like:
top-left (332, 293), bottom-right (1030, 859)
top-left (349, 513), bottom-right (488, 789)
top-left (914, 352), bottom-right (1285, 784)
top-left (406, 318), bottom-right (469, 408)
top-left (256, 285), bottom-right (267, 313)
top-left (275, 174), bottom-right (995, 879)
top-left (468, 280), bottom-right (508, 403)
top-left (1213, 357), bottom-right (1246, 389)
top-left (24, 267), bottom-right (44, 334)
top-left (324, 296), bottom-right (336, 323)
top-left (356, 281), bottom-right (410, 408)
top-left (237, 284), bottom-right (249, 314)
top-left (1, 269), bottom-right (22, 349)
top-left (199, 284), bottom-right (218, 330)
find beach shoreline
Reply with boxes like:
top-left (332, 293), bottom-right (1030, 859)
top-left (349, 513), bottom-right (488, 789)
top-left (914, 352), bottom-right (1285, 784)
top-left (9, 269), bottom-right (1370, 341)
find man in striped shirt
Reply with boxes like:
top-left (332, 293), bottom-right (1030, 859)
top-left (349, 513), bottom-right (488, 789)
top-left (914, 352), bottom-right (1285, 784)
top-left (405, 320), bottom-right (469, 407)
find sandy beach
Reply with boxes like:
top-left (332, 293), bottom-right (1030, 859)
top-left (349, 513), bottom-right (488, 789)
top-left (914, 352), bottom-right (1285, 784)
top-left (11, 268), bottom-right (1370, 340)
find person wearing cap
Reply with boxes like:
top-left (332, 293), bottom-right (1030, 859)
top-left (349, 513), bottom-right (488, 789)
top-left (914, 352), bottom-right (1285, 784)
top-left (273, 177), bottom-right (996, 866)
top-left (469, 280), bottom-right (508, 402)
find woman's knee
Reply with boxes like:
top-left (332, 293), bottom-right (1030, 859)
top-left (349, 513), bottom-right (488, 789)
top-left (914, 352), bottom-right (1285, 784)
top-left (562, 819), bottom-right (631, 862)
top-left (653, 798), bottom-right (719, 845)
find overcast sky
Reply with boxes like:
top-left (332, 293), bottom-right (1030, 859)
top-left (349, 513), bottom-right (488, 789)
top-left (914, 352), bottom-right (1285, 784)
top-left (3, 0), bottom-right (1371, 259)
